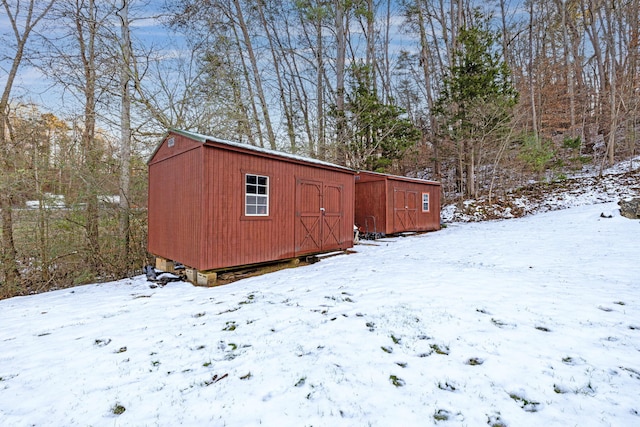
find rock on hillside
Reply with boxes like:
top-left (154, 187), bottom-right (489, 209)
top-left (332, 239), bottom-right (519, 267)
top-left (619, 197), bottom-right (640, 219)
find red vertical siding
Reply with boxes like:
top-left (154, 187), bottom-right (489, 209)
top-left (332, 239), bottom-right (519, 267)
top-left (387, 178), bottom-right (440, 233)
top-left (202, 146), bottom-right (294, 269)
top-left (149, 131), bottom-right (355, 271)
top-left (148, 140), bottom-right (203, 268)
top-left (354, 180), bottom-right (386, 235)
top-left (196, 141), bottom-right (354, 270)
top-left (356, 172), bottom-right (441, 234)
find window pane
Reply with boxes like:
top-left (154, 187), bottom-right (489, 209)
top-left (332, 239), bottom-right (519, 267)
top-left (245, 174), bottom-right (269, 216)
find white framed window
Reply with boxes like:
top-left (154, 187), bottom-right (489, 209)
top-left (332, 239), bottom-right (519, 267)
top-left (422, 193), bottom-right (430, 212)
top-left (245, 174), bottom-right (269, 216)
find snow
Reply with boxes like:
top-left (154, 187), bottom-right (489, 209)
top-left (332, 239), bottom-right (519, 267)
top-left (441, 157), bottom-right (640, 223)
top-left (1, 204), bottom-right (640, 426)
top-left (572, 155), bottom-right (640, 178)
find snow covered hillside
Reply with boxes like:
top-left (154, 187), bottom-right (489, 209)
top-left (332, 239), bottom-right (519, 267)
top-left (1, 198), bottom-right (639, 426)
top-left (442, 156), bottom-right (640, 222)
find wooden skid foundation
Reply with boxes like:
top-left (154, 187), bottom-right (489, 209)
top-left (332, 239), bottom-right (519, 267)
top-left (188, 258), bottom-right (302, 287)
top-left (155, 252), bottom-right (350, 287)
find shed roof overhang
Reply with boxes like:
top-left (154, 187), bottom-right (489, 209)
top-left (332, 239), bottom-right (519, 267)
top-left (149, 129), bottom-right (355, 175)
top-left (355, 170), bottom-right (440, 186)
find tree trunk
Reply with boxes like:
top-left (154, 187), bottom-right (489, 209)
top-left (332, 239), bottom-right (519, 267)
top-left (582, 0), bottom-right (607, 126)
top-left (365, 0), bottom-right (376, 94)
top-left (232, 0), bottom-right (277, 149)
top-left (528, 0), bottom-right (539, 140)
top-left (334, 0), bottom-right (348, 163)
top-left (32, 126), bottom-right (50, 285)
top-left (627, 0), bottom-right (639, 165)
top-left (280, 12), bottom-right (314, 155)
top-left (117, 0), bottom-right (131, 272)
top-left (76, 0), bottom-right (101, 272)
top-left (316, 10), bottom-right (325, 159)
top-left (563, 2), bottom-right (576, 136)
top-left (381, 0), bottom-right (392, 103)
top-left (256, 1), bottom-right (296, 152)
top-left (465, 140), bottom-right (475, 198)
top-left (416, 1), bottom-right (438, 178)
top-left (0, 196), bottom-right (20, 287)
top-left (603, 2), bottom-right (618, 167)
top-left (499, 0), bottom-right (510, 67)
top-left (229, 20), bottom-right (263, 147)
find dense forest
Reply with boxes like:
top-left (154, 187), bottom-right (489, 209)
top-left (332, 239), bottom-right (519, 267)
top-left (1, 0), bottom-right (639, 297)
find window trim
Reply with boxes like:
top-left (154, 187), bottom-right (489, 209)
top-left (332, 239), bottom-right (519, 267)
top-left (421, 192), bottom-right (430, 212)
top-left (244, 173), bottom-right (269, 217)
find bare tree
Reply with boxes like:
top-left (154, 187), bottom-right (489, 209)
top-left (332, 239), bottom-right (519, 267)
top-left (334, 0), bottom-right (349, 162)
top-left (0, 0), bottom-right (55, 290)
top-left (293, 0), bottom-right (330, 158)
top-left (38, 0), bottom-right (118, 273)
top-left (256, 0), bottom-right (297, 152)
top-left (416, 1), bottom-right (439, 176)
top-left (527, 0), bottom-right (539, 141)
top-left (116, 0), bottom-right (132, 271)
top-left (232, 0), bottom-right (277, 149)
top-left (76, 0), bottom-right (104, 271)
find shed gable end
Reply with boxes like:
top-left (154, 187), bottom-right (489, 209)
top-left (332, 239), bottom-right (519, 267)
top-left (149, 133), bottom-right (202, 165)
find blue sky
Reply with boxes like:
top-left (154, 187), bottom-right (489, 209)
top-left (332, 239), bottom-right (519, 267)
top-left (1, 0), bottom-right (529, 122)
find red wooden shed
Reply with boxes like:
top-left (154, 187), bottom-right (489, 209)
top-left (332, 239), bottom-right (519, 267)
top-left (354, 171), bottom-right (440, 236)
top-left (148, 129), bottom-right (355, 277)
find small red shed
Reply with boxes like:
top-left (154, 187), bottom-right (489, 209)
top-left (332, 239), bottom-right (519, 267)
top-left (148, 129), bottom-right (355, 273)
top-left (355, 171), bottom-right (440, 236)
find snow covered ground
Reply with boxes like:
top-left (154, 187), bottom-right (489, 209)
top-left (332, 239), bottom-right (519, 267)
top-left (1, 201), bottom-right (639, 426)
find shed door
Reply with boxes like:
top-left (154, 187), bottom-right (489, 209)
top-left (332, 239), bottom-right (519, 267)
top-left (406, 191), bottom-right (418, 230)
top-left (322, 183), bottom-right (344, 248)
top-left (393, 189), bottom-right (418, 233)
top-left (393, 189), bottom-right (407, 233)
top-left (295, 179), bottom-right (344, 254)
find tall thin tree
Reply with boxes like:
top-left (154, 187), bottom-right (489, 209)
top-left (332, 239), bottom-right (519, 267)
top-left (117, 0), bottom-right (132, 271)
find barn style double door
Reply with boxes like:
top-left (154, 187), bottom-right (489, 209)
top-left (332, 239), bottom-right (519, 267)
top-left (295, 179), bottom-right (345, 254)
top-left (393, 188), bottom-right (418, 233)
